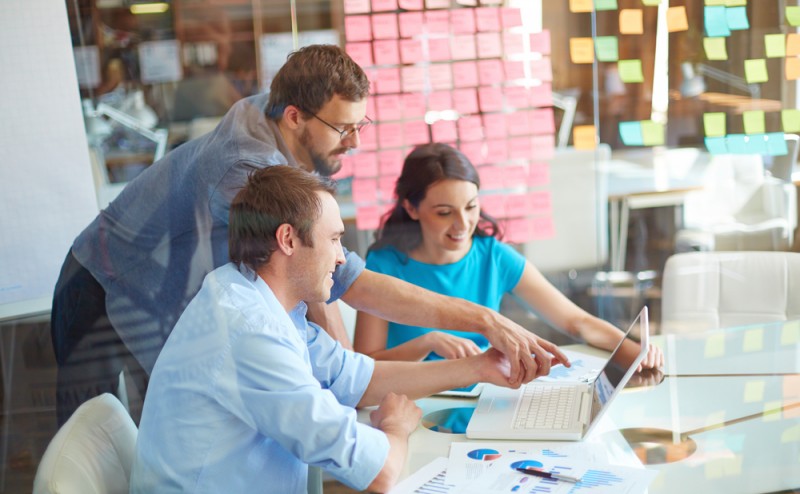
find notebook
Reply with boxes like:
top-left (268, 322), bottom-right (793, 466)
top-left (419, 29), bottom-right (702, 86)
top-left (466, 306), bottom-right (649, 441)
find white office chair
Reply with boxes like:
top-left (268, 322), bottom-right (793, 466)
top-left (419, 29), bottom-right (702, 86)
top-left (33, 394), bottom-right (137, 494)
top-left (661, 251), bottom-right (800, 334)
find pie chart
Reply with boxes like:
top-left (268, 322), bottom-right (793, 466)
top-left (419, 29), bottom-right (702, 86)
top-left (467, 448), bottom-right (502, 461)
top-left (510, 459), bottom-right (544, 470)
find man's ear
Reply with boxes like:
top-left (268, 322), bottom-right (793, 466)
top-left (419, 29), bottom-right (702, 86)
top-left (402, 199), bottom-right (419, 220)
top-left (282, 105), bottom-right (305, 131)
top-left (275, 223), bottom-right (296, 255)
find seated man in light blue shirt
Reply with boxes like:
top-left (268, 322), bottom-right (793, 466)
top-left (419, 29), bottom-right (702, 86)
top-left (131, 165), bottom-right (517, 493)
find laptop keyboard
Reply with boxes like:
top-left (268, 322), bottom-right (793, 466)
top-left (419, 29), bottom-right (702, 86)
top-left (512, 385), bottom-right (575, 430)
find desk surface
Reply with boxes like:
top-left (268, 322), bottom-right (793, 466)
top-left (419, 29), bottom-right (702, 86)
top-left (396, 320), bottom-right (800, 494)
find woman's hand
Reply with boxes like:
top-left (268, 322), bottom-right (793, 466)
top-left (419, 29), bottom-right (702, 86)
top-left (422, 332), bottom-right (482, 359)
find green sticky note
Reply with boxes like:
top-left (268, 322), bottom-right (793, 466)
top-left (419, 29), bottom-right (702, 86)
top-left (641, 0), bottom-right (660, 5)
top-left (782, 109), bottom-right (800, 132)
top-left (744, 59), bottom-right (768, 83)
top-left (618, 59), bottom-right (644, 83)
top-left (787, 6), bottom-right (800, 27)
top-left (743, 110), bottom-right (765, 134)
top-left (704, 37), bottom-right (728, 60)
top-left (595, 36), bottom-right (619, 62)
top-left (725, 6), bottom-right (749, 30)
top-left (594, 0), bottom-right (617, 11)
top-left (704, 112), bottom-right (726, 137)
top-left (641, 120), bottom-right (665, 146)
top-left (744, 380), bottom-right (765, 403)
top-left (765, 34), bottom-right (786, 58)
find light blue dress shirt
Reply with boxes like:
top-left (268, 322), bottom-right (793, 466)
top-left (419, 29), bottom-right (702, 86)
top-left (130, 263), bottom-right (388, 493)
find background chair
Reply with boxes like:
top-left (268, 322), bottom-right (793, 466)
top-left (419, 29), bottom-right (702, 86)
top-left (33, 393), bottom-right (137, 494)
top-left (661, 251), bottom-right (800, 334)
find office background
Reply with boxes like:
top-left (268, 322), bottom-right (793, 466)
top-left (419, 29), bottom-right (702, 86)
top-left (2, 0), bottom-right (800, 492)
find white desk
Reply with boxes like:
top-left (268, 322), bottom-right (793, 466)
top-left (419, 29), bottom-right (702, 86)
top-left (396, 320), bottom-right (800, 493)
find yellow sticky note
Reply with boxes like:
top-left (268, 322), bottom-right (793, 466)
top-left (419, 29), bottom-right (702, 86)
top-left (744, 380), bottom-right (765, 403)
top-left (573, 125), bottom-right (597, 149)
top-left (765, 33), bottom-right (787, 58)
top-left (705, 0), bottom-right (725, 5)
top-left (786, 58), bottom-right (800, 81)
top-left (742, 327), bottom-right (764, 351)
top-left (726, 0), bottom-right (746, 5)
top-left (704, 37), bottom-right (728, 60)
top-left (642, 0), bottom-right (661, 5)
top-left (570, 0), bottom-right (594, 13)
top-left (704, 112), bottom-right (726, 137)
top-left (641, 120), bottom-right (665, 145)
top-left (667, 6), bottom-right (689, 32)
top-left (763, 400), bottom-right (783, 422)
top-left (781, 320), bottom-right (800, 345)
top-left (787, 33), bottom-right (800, 56)
top-left (619, 9), bottom-right (644, 34)
top-left (618, 59), bottom-right (644, 82)
top-left (787, 6), bottom-right (800, 27)
top-left (743, 110), bottom-right (765, 135)
top-left (570, 37), bottom-right (595, 64)
top-left (705, 332), bottom-right (725, 358)
top-left (744, 58), bottom-right (769, 83)
top-left (782, 109), bottom-right (800, 133)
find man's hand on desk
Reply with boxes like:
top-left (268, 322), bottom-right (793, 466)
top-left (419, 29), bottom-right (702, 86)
top-left (637, 344), bottom-right (664, 372)
top-left (369, 392), bottom-right (422, 437)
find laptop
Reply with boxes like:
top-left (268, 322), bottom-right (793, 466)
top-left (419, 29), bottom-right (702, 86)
top-left (466, 306), bottom-right (649, 441)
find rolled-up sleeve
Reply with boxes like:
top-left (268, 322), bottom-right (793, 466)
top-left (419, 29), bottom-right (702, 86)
top-left (329, 247), bottom-right (365, 302)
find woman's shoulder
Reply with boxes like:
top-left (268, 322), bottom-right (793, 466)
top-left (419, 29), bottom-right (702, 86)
top-left (366, 245), bottom-right (407, 269)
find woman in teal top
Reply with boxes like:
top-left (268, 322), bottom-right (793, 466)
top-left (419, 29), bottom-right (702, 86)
top-left (354, 143), bottom-right (663, 370)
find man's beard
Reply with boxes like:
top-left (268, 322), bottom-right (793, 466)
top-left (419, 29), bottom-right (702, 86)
top-left (299, 128), bottom-right (346, 177)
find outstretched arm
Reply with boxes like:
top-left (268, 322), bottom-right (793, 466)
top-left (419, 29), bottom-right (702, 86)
top-left (342, 269), bottom-right (570, 384)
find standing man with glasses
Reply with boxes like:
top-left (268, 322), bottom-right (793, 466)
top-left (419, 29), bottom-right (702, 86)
top-left (51, 44), bottom-right (568, 425)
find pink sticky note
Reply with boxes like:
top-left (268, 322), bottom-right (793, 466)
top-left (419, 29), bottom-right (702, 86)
top-left (504, 86), bottom-right (530, 110)
top-left (502, 166), bottom-right (528, 189)
top-left (404, 120), bottom-right (430, 145)
top-left (353, 152), bottom-right (379, 177)
top-left (366, 68), bottom-right (378, 95)
top-left (530, 135), bottom-right (555, 160)
top-left (429, 64), bottom-right (453, 90)
top-left (345, 16), bottom-right (372, 42)
top-left (506, 111), bottom-right (532, 136)
top-left (371, 0), bottom-right (397, 12)
top-left (377, 122), bottom-right (404, 148)
top-left (399, 12), bottom-right (424, 38)
top-left (503, 32), bottom-right (525, 56)
top-left (366, 96), bottom-right (377, 122)
top-left (379, 149), bottom-right (404, 175)
top-left (375, 94), bottom-right (403, 121)
top-left (401, 66), bottom-right (426, 92)
top-left (530, 108), bottom-right (555, 135)
top-left (530, 58), bottom-right (553, 82)
top-left (529, 82), bottom-right (552, 108)
top-left (373, 40), bottom-right (400, 65)
top-left (451, 35), bottom-right (478, 60)
top-left (477, 32), bottom-right (503, 58)
top-left (527, 161), bottom-right (550, 187)
top-left (372, 13), bottom-right (399, 39)
top-left (529, 30), bottom-right (551, 55)
top-left (501, 7), bottom-right (522, 28)
top-left (425, 10), bottom-right (451, 34)
top-left (334, 155), bottom-right (354, 178)
top-left (398, 0), bottom-right (422, 9)
top-left (399, 39), bottom-right (424, 64)
top-left (451, 8), bottom-right (477, 34)
top-left (352, 178), bottom-right (378, 204)
top-left (486, 139), bottom-right (509, 163)
top-left (356, 205), bottom-right (383, 231)
top-left (344, 0), bottom-right (370, 14)
top-left (402, 92), bottom-right (427, 118)
top-left (378, 175), bottom-right (397, 202)
top-left (458, 115), bottom-right (484, 141)
top-left (428, 38), bottom-right (452, 62)
top-left (478, 59), bottom-right (503, 85)
top-left (478, 86), bottom-right (504, 112)
top-left (358, 124), bottom-right (378, 151)
top-left (453, 88), bottom-right (479, 114)
top-left (457, 0), bottom-right (478, 5)
top-left (346, 42), bottom-right (374, 67)
top-left (532, 215), bottom-right (556, 240)
top-left (375, 67), bottom-right (401, 94)
top-left (479, 192), bottom-right (507, 216)
top-left (504, 61), bottom-right (525, 81)
top-left (509, 136), bottom-right (533, 160)
top-left (529, 190), bottom-right (552, 214)
top-left (478, 165), bottom-right (505, 191)
top-left (460, 141), bottom-right (486, 165)
top-left (429, 90), bottom-right (454, 111)
top-left (452, 61), bottom-right (479, 87)
top-left (432, 120), bottom-right (458, 142)
top-left (482, 113), bottom-right (508, 139)
top-left (475, 7), bottom-right (501, 32)
top-left (505, 190), bottom-right (531, 217)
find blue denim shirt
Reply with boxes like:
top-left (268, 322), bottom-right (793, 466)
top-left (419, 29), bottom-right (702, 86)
top-left (71, 94), bottom-right (365, 373)
top-left (131, 263), bottom-right (386, 493)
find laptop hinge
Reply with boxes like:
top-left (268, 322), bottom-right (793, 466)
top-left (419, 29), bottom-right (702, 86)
top-left (578, 389), bottom-right (591, 425)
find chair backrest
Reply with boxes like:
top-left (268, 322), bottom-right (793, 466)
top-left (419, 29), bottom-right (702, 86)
top-left (521, 144), bottom-right (609, 273)
top-left (33, 394), bottom-right (138, 494)
top-left (766, 134), bottom-right (800, 183)
top-left (661, 251), bottom-right (800, 334)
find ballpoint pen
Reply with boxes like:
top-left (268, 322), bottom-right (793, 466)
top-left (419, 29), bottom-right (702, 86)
top-left (515, 467), bottom-right (582, 484)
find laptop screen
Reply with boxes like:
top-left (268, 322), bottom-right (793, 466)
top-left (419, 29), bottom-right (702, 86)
top-left (587, 307), bottom-right (649, 429)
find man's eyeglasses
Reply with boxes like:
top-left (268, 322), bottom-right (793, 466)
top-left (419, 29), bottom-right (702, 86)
top-left (302, 109), bottom-right (372, 142)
